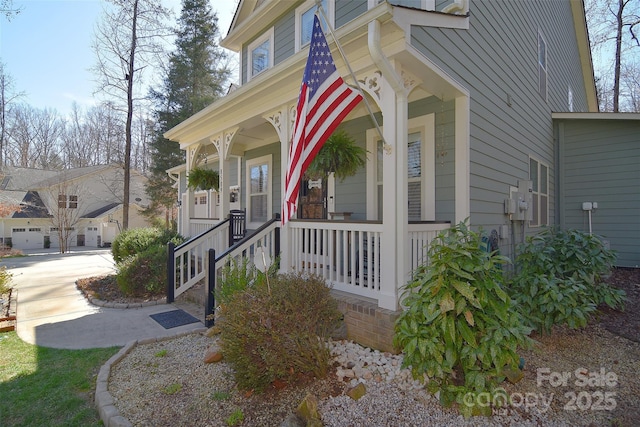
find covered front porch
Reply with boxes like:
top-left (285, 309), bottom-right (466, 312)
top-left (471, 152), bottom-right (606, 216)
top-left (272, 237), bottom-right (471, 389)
top-left (166, 3), bottom-right (470, 317)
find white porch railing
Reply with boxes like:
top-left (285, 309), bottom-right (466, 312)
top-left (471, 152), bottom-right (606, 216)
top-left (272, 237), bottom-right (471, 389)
top-left (169, 219), bottom-right (230, 299)
top-left (189, 218), bottom-right (220, 237)
top-left (408, 222), bottom-right (451, 273)
top-left (288, 220), bottom-right (450, 305)
top-left (206, 217), bottom-right (281, 326)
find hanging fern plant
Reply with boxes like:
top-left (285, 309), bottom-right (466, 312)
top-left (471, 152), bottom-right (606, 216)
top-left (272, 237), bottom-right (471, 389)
top-left (305, 130), bottom-right (367, 181)
top-left (188, 167), bottom-right (219, 191)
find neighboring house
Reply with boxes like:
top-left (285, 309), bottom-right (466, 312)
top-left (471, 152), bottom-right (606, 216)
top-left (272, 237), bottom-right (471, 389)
top-left (0, 165), bottom-right (152, 250)
top-left (164, 0), bottom-right (636, 350)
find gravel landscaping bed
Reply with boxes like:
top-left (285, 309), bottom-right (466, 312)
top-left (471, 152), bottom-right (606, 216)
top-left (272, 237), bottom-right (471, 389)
top-left (103, 268), bottom-right (640, 426)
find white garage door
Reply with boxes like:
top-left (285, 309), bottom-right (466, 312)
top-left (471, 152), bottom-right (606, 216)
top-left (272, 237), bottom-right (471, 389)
top-left (85, 226), bottom-right (99, 247)
top-left (50, 227), bottom-right (77, 249)
top-left (12, 227), bottom-right (44, 250)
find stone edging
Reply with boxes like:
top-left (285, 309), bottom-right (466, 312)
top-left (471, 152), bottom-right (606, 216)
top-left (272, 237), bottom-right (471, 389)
top-left (87, 296), bottom-right (167, 309)
top-left (95, 328), bottom-right (208, 427)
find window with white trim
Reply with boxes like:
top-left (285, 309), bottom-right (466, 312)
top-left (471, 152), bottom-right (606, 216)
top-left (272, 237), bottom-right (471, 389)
top-left (246, 155), bottom-right (272, 226)
top-left (366, 115), bottom-right (435, 221)
top-left (295, 0), bottom-right (333, 52)
top-left (247, 28), bottom-right (274, 80)
top-left (538, 31), bottom-right (548, 101)
top-left (529, 157), bottom-right (549, 227)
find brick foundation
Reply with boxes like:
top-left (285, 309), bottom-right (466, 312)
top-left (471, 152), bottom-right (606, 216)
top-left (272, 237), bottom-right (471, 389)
top-left (332, 290), bottom-right (401, 354)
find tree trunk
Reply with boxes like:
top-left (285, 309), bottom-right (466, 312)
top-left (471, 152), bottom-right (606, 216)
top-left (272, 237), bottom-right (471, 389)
top-left (614, 0), bottom-right (624, 112)
top-left (123, 0), bottom-right (139, 230)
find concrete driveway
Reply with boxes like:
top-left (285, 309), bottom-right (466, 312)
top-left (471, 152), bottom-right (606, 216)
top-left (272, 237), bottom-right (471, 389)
top-left (4, 248), bottom-right (204, 349)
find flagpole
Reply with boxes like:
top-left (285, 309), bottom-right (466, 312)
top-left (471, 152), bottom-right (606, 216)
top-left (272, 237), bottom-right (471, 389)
top-left (315, 1), bottom-right (389, 149)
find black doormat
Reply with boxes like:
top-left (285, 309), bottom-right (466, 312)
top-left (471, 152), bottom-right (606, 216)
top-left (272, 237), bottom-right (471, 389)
top-left (150, 309), bottom-right (200, 329)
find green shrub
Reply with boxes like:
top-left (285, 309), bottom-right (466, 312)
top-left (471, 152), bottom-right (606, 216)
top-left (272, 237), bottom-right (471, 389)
top-left (394, 221), bottom-right (532, 417)
top-left (509, 228), bottom-right (625, 334)
top-left (116, 244), bottom-right (171, 296)
top-left (0, 266), bottom-right (12, 294)
top-left (219, 272), bottom-right (342, 393)
top-left (111, 227), bottom-right (181, 264)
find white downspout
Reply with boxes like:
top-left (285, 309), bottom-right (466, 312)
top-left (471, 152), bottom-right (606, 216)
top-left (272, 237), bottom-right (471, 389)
top-left (368, 19), bottom-right (408, 311)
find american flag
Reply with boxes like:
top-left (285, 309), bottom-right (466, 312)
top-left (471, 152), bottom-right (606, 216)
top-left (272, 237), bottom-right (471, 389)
top-left (282, 14), bottom-right (363, 225)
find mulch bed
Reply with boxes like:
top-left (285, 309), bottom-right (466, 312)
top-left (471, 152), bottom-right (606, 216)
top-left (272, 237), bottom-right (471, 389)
top-left (76, 275), bottom-right (165, 305)
top-left (0, 288), bottom-right (17, 332)
top-left (600, 267), bottom-right (640, 343)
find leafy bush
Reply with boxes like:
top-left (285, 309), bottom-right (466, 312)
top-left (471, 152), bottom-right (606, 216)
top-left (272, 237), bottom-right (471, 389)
top-left (113, 228), bottom-right (184, 296)
top-left (111, 227), bottom-right (181, 264)
top-left (0, 266), bottom-right (12, 294)
top-left (509, 228), bottom-right (625, 334)
top-left (219, 272), bottom-right (342, 393)
top-left (394, 221), bottom-right (532, 417)
top-left (116, 244), bottom-right (169, 295)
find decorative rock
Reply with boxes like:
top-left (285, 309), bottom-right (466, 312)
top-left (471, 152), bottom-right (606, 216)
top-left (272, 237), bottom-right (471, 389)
top-left (204, 350), bottom-right (223, 363)
top-left (280, 413), bottom-right (305, 427)
top-left (295, 393), bottom-right (321, 423)
top-left (346, 382), bottom-right (367, 400)
top-left (502, 365), bottom-right (524, 384)
top-left (342, 368), bottom-right (355, 378)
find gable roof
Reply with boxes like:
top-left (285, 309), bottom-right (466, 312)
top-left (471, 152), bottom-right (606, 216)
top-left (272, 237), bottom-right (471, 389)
top-left (0, 167), bottom-right (59, 191)
top-left (81, 202), bottom-right (120, 219)
top-left (11, 191), bottom-right (51, 219)
top-left (0, 165), bottom-right (114, 191)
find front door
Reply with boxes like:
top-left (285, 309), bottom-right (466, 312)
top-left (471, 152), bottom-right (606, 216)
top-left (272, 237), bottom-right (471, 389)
top-left (299, 178), bottom-right (326, 219)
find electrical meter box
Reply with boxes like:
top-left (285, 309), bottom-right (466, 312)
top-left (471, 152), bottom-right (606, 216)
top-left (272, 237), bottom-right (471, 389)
top-left (511, 180), bottom-right (533, 221)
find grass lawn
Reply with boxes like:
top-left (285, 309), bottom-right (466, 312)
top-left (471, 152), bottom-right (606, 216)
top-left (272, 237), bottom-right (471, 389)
top-left (0, 331), bottom-right (119, 427)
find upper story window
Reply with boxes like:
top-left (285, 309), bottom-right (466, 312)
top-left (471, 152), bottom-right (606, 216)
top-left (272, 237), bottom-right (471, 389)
top-left (248, 28), bottom-right (274, 80)
top-left (296, 0), bottom-right (333, 52)
top-left (538, 31), bottom-right (548, 101)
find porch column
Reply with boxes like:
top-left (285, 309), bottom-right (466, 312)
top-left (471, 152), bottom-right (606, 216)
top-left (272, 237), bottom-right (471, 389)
top-left (264, 106), bottom-right (293, 271)
top-left (212, 128), bottom-right (238, 222)
top-left (184, 144), bottom-right (201, 236)
top-left (454, 95), bottom-right (470, 222)
top-left (377, 66), bottom-right (408, 312)
top-left (368, 17), bottom-right (409, 311)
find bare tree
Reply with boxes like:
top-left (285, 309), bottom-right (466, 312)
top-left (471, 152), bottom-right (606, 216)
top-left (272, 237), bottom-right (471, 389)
top-left (622, 61), bottom-right (640, 111)
top-left (43, 178), bottom-right (85, 254)
top-left (0, 0), bottom-right (21, 20)
top-left (6, 104), bottom-right (63, 169)
top-left (85, 103), bottom-right (125, 165)
top-left (91, 0), bottom-right (170, 229)
top-left (0, 62), bottom-right (24, 167)
top-left (587, 0), bottom-right (640, 112)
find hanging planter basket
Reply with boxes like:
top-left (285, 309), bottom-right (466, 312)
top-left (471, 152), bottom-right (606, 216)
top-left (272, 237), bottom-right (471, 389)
top-left (305, 130), bottom-right (367, 182)
top-left (188, 167), bottom-right (220, 191)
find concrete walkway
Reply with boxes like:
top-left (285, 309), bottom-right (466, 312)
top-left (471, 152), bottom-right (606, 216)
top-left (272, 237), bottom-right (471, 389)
top-left (5, 248), bottom-right (204, 349)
